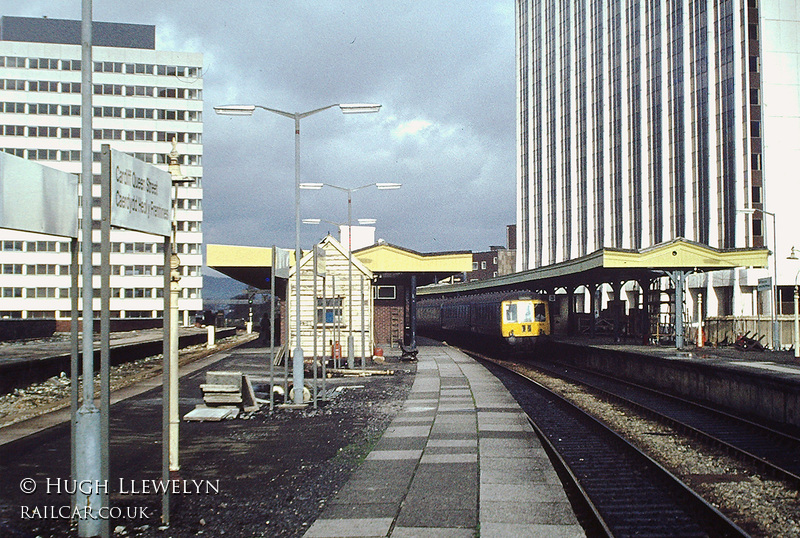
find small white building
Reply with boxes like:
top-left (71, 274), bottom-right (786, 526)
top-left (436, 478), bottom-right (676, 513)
top-left (287, 235), bottom-right (373, 359)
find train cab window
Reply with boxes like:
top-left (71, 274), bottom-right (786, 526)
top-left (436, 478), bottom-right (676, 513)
top-left (535, 303), bottom-right (547, 322)
top-left (504, 303), bottom-right (517, 323)
top-left (519, 302), bottom-right (533, 323)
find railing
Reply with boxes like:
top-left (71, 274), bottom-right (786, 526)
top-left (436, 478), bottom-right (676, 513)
top-left (703, 316), bottom-right (798, 349)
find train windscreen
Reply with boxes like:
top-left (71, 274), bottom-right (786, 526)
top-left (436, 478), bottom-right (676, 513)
top-left (504, 301), bottom-right (535, 323)
top-left (504, 303), bottom-right (517, 323)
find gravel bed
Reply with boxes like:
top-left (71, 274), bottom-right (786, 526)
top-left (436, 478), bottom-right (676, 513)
top-left (1, 336), bottom-right (414, 538)
top-left (503, 359), bottom-right (800, 538)
top-left (0, 333), bottom-right (255, 428)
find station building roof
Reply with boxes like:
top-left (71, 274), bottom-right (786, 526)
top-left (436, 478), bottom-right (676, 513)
top-left (206, 241), bottom-right (472, 290)
top-left (353, 242), bottom-right (472, 286)
top-left (418, 238), bottom-right (770, 297)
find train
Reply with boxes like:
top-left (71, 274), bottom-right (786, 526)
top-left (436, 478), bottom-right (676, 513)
top-left (417, 292), bottom-right (551, 350)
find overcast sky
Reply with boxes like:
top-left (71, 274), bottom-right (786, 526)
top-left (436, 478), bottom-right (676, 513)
top-left (3, 1), bottom-right (517, 259)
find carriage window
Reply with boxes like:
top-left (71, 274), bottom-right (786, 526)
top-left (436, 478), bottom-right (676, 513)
top-left (504, 303), bottom-right (517, 323)
top-left (535, 303), bottom-right (547, 322)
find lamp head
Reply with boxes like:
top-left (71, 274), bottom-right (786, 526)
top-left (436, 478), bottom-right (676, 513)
top-left (214, 105), bottom-right (256, 116)
top-left (376, 182), bottom-right (402, 190)
top-left (299, 183), bottom-right (324, 190)
top-left (339, 103), bottom-right (381, 114)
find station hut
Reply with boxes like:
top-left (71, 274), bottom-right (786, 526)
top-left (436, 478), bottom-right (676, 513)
top-left (289, 235), bottom-right (372, 359)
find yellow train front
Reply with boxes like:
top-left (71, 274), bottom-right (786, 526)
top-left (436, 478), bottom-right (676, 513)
top-left (417, 293), bottom-right (551, 350)
top-left (500, 298), bottom-right (550, 347)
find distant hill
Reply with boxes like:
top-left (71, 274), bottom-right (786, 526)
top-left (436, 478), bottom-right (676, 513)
top-left (203, 275), bottom-right (247, 301)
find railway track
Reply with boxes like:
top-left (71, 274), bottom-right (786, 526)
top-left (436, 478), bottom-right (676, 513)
top-left (474, 351), bottom-right (750, 537)
top-left (522, 356), bottom-right (800, 488)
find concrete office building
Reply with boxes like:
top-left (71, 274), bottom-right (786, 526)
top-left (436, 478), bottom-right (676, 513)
top-left (0, 16), bottom-right (203, 325)
top-left (516, 1), bottom-right (800, 322)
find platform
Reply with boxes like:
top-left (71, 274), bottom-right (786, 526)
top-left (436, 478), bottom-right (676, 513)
top-left (303, 345), bottom-right (585, 538)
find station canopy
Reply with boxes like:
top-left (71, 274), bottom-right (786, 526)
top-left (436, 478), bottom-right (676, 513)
top-left (206, 244), bottom-right (288, 294)
top-left (418, 238), bottom-right (770, 297)
top-left (206, 241), bottom-right (472, 290)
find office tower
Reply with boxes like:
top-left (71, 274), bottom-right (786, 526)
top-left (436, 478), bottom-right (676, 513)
top-left (0, 16), bottom-right (203, 325)
top-left (516, 1), bottom-right (800, 317)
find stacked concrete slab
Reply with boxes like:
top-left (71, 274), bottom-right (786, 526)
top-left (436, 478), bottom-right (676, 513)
top-left (184, 370), bottom-right (259, 421)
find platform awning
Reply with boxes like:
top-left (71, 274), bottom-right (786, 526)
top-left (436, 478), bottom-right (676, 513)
top-left (207, 241), bottom-right (472, 289)
top-left (206, 244), bottom-right (291, 292)
top-left (353, 242), bottom-right (472, 286)
top-left (419, 238), bottom-right (770, 297)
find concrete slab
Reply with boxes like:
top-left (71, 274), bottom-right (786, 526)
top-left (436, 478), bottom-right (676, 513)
top-left (366, 450), bottom-right (423, 461)
top-left (383, 425), bottom-right (431, 438)
top-left (304, 517), bottom-right (394, 538)
top-left (481, 500), bottom-right (580, 525)
top-left (390, 527), bottom-right (475, 538)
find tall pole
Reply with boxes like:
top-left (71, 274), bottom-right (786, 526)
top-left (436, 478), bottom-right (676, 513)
top-left (169, 200), bottom-right (180, 474)
top-left (270, 246), bottom-right (276, 410)
top-left (794, 281), bottom-right (799, 359)
top-left (293, 114), bottom-right (305, 404)
top-left (77, 1), bottom-right (102, 535)
top-left (347, 190), bottom-right (354, 369)
top-left (772, 213), bottom-right (780, 349)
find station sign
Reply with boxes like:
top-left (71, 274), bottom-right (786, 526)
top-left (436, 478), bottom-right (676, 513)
top-left (314, 244), bottom-right (326, 277)
top-left (274, 247), bottom-right (293, 279)
top-left (110, 149), bottom-right (171, 237)
top-left (0, 152), bottom-right (78, 238)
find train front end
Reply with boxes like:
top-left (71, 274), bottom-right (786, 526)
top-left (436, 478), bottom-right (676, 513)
top-left (501, 298), bottom-right (550, 347)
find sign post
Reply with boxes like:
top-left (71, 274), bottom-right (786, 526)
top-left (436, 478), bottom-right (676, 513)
top-left (104, 146), bottom-right (173, 523)
top-left (273, 247), bottom-right (292, 402)
top-left (312, 245), bottom-right (326, 408)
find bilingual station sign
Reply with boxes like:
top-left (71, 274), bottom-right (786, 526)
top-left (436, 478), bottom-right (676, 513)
top-left (110, 149), bottom-right (171, 237)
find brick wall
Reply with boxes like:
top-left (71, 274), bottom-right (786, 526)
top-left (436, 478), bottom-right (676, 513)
top-left (374, 305), bottom-right (404, 347)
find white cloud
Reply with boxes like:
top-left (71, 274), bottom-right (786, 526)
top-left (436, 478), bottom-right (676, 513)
top-left (392, 119), bottom-right (434, 139)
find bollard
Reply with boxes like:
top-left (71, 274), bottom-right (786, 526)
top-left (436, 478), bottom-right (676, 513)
top-left (207, 325), bottom-right (215, 347)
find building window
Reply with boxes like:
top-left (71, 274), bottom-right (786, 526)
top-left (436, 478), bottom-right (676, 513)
top-left (375, 286), bottom-right (396, 300)
top-left (753, 218), bottom-right (763, 237)
top-left (752, 186), bottom-right (762, 204)
top-left (316, 297), bottom-right (342, 325)
top-left (472, 262), bottom-right (478, 270)
top-left (481, 261), bottom-right (487, 270)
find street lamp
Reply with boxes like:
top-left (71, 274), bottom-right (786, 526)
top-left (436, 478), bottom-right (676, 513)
top-left (739, 207), bottom-right (779, 350)
top-left (215, 103), bottom-right (380, 404)
top-left (301, 182), bottom-right (400, 368)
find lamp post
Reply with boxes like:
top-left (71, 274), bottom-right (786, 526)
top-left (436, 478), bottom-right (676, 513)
top-left (739, 208), bottom-right (779, 350)
top-left (214, 103), bottom-right (380, 403)
top-left (301, 182), bottom-right (400, 368)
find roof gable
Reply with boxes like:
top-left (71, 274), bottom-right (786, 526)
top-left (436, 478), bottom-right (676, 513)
top-left (292, 235), bottom-right (372, 278)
